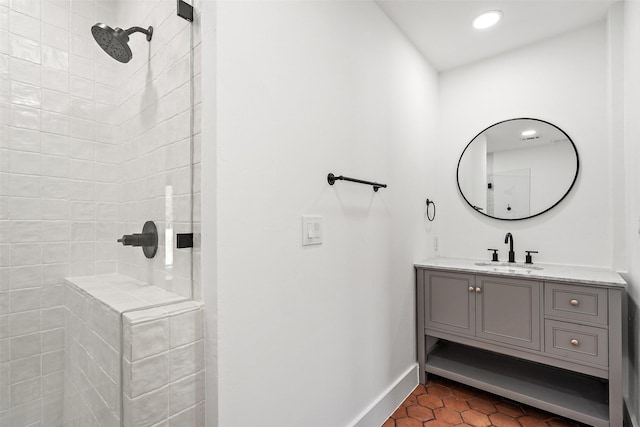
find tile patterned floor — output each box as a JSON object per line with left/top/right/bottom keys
{"left": 382, "top": 375, "right": 589, "bottom": 427}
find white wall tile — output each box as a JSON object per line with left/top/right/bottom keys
{"left": 41, "top": 1, "right": 69, "bottom": 29}
{"left": 10, "top": 354, "right": 41, "bottom": 383}
{"left": 42, "top": 243, "right": 68, "bottom": 264}
{"left": 41, "top": 89, "right": 70, "bottom": 114}
{"left": 130, "top": 386, "right": 168, "bottom": 427}
{"left": 9, "top": 34, "right": 40, "bottom": 63}
{"left": 9, "top": 0, "right": 40, "bottom": 19}
{"left": 130, "top": 319, "right": 169, "bottom": 361}
{"left": 9, "top": 221, "right": 40, "bottom": 242}
{"left": 168, "top": 371, "right": 204, "bottom": 416}
{"left": 10, "top": 332, "right": 41, "bottom": 359}
{"left": 9, "top": 57, "right": 40, "bottom": 85}
{"left": 41, "top": 68, "right": 69, "bottom": 92}
{"left": 41, "top": 45, "right": 69, "bottom": 71}
{"left": 11, "top": 104, "right": 40, "bottom": 130}
{"left": 40, "top": 111, "right": 69, "bottom": 135}
{"left": 9, "top": 310, "right": 40, "bottom": 336}
{"left": 9, "top": 127, "right": 40, "bottom": 152}
{"left": 10, "top": 243, "right": 41, "bottom": 266}
{"left": 10, "top": 288, "right": 40, "bottom": 312}
{"left": 42, "top": 23, "right": 69, "bottom": 51}
{"left": 9, "top": 10, "right": 40, "bottom": 41}
{"left": 9, "top": 174, "right": 40, "bottom": 197}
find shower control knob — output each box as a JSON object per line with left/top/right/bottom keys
{"left": 117, "top": 221, "right": 158, "bottom": 259}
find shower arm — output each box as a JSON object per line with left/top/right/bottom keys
{"left": 125, "top": 26, "right": 153, "bottom": 41}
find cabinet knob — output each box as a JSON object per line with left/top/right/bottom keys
{"left": 475, "top": 287, "right": 482, "bottom": 293}
{"left": 570, "top": 299, "right": 579, "bottom": 306}
{"left": 468, "top": 286, "right": 475, "bottom": 292}
{"left": 570, "top": 339, "right": 579, "bottom": 346}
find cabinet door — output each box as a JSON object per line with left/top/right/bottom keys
{"left": 475, "top": 275, "right": 542, "bottom": 350}
{"left": 424, "top": 271, "right": 475, "bottom": 336}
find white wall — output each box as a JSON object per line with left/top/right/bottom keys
{"left": 203, "top": 1, "right": 438, "bottom": 425}
{"left": 623, "top": 1, "right": 640, "bottom": 424}
{"left": 437, "top": 22, "right": 611, "bottom": 267}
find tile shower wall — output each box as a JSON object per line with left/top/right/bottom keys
{"left": 114, "top": 0, "right": 202, "bottom": 299}
{"left": 62, "top": 276, "right": 203, "bottom": 427}
{"left": 122, "top": 302, "right": 205, "bottom": 427}
{"left": 0, "top": 0, "right": 119, "bottom": 423}
{"left": 1, "top": 0, "right": 201, "bottom": 423}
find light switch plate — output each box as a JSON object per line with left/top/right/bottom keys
{"left": 302, "top": 215, "right": 322, "bottom": 246}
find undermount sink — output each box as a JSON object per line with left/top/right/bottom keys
{"left": 474, "top": 262, "right": 544, "bottom": 272}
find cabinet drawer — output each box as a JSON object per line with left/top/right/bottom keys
{"left": 544, "top": 282, "right": 607, "bottom": 325}
{"left": 545, "top": 320, "right": 608, "bottom": 366}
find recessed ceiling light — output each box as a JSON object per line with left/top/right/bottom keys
{"left": 473, "top": 11, "right": 502, "bottom": 30}
{"left": 521, "top": 129, "right": 537, "bottom": 137}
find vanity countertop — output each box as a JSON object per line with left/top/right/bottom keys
{"left": 415, "top": 257, "right": 626, "bottom": 288}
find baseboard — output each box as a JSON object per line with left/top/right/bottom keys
{"left": 349, "top": 364, "right": 418, "bottom": 427}
{"left": 625, "top": 398, "right": 639, "bottom": 427}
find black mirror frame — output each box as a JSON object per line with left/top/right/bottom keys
{"left": 456, "top": 118, "right": 580, "bottom": 221}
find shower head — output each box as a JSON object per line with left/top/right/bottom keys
{"left": 91, "top": 23, "right": 153, "bottom": 63}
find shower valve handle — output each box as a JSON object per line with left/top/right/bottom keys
{"left": 117, "top": 221, "right": 158, "bottom": 259}
{"left": 118, "top": 233, "right": 155, "bottom": 247}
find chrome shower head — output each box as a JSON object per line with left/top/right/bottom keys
{"left": 91, "top": 23, "right": 153, "bottom": 63}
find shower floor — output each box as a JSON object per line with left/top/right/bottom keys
{"left": 383, "top": 375, "right": 589, "bottom": 427}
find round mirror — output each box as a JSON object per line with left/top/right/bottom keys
{"left": 457, "top": 118, "right": 579, "bottom": 220}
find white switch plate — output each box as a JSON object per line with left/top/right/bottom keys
{"left": 302, "top": 215, "right": 322, "bottom": 246}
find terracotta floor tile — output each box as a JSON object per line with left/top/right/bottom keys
{"left": 402, "top": 395, "right": 418, "bottom": 407}
{"left": 451, "top": 386, "right": 477, "bottom": 400}
{"left": 427, "top": 383, "right": 452, "bottom": 397}
{"left": 460, "top": 409, "right": 491, "bottom": 427}
{"left": 518, "top": 415, "right": 550, "bottom": 427}
{"left": 489, "top": 412, "right": 521, "bottom": 427}
{"left": 467, "top": 398, "right": 497, "bottom": 415}
{"left": 433, "top": 407, "right": 463, "bottom": 424}
{"left": 382, "top": 418, "right": 396, "bottom": 427}
{"left": 395, "top": 417, "right": 423, "bottom": 427}
{"left": 383, "top": 376, "right": 590, "bottom": 427}
{"left": 411, "top": 384, "right": 428, "bottom": 396}
{"left": 442, "top": 396, "right": 469, "bottom": 413}
{"left": 495, "top": 401, "right": 525, "bottom": 418}
{"left": 406, "top": 405, "right": 434, "bottom": 422}
{"left": 423, "top": 421, "right": 455, "bottom": 427}
{"left": 392, "top": 406, "right": 407, "bottom": 419}
{"left": 417, "top": 394, "right": 444, "bottom": 409}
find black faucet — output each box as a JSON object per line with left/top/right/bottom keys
{"left": 504, "top": 232, "right": 515, "bottom": 263}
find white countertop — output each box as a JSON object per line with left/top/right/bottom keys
{"left": 415, "top": 257, "right": 626, "bottom": 288}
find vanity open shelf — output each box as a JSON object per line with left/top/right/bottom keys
{"left": 426, "top": 341, "right": 609, "bottom": 426}
{"left": 415, "top": 258, "right": 626, "bottom": 427}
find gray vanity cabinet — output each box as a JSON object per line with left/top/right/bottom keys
{"left": 424, "top": 271, "right": 541, "bottom": 349}
{"left": 416, "top": 265, "right": 625, "bottom": 427}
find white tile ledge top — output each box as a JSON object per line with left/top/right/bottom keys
{"left": 65, "top": 273, "right": 189, "bottom": 314}
{"left": 415, "top": 257, "right": 626, "bottom": 288}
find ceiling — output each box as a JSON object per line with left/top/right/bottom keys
{"left": 376, "top": 0, "right": 618, "bottom": 71}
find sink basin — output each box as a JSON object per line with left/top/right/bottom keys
{"left": 474, "top": 262, "right": 544, "bottom": 273}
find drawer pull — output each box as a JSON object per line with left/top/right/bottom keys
{"left": 469, "top": 286, "right": 475, "bottom": 292}
{"left": 570, "top": 299, "right": 579, "bottom": 306}
{"left": 475, "top": 287, "right": 482, "bottom": 293}
{"left": 570, "top": 339, "right": 579, "bottom": 346}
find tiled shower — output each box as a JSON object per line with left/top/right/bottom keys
{"left": 0, "top": 0, "right": 203, "bottom": 424}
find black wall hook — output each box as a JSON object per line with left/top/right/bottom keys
{"left": 426, "top": 199, "right": 436, "bottom": 221}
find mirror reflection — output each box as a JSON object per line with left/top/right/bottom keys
{"left": 457, "top": 118, "right": 579, "bottom": 220}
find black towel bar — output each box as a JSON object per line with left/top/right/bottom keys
{"left": 327, "top": 173, "right": 387, "bottom": 192}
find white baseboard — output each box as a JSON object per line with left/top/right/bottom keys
{"left": 625, "top": 398, "right": 639, "bottom": 427}
{"left": 349, "top": 364, "right": 418, "bottom": 427}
